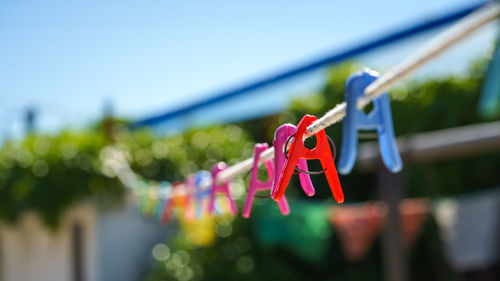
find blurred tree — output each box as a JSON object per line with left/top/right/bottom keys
{"left": 0, "top": 123, "right": 253, "bottom": 227}
{"left": 0, "top": 130, "right": 123, "bottom": 227}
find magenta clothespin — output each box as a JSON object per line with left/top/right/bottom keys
{"left": 243, "top": 143, "right": 290, "bottom": 218}
{"left": 208, "top": 162, "right": 238, "bottom": 215}
{"left": 271, "top": 124, "right": 315, "bottom": 199}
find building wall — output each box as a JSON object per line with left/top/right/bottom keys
{"left": 0, "top": 204, "right": 98, "bottom": 281}
{"left": 0, "top": 198, "right": 172, "bottom": 281}
{"left": 96, "top": 197, "right": 172, "bottom": 281}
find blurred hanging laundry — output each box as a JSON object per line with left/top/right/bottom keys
{"left": 329, "top": 198, "right": 430, "bottom": 262}
{"left": 434, "top": 187, "right": 500, "bottom": 272}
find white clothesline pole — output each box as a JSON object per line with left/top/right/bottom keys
{"left": 216, "top": 2, "right": 500, "bottom": 185}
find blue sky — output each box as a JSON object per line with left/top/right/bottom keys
{"left": 0, "top": 0, "right": 496, "bottom": 137}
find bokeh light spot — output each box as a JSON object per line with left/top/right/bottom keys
{"left": 236, "top": 255, "right": 254, "bottom": 273}
{"left": 32, "top": 160, "right": 49, "bottom": 177}
{"left": 215, "top": 221, "right": 232, "bottom": 238}
{"left": 152, "top": 243, "right": 170, "bottom": 261}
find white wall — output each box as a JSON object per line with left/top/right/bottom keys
{"left": 0, "top": 198, "right": 173, "bottom": 281}
{"left": 0, "top": 204, "right": 98, "bottom": 281}
{"left": 96, "top": 197, "right": 172, "bottom": 281}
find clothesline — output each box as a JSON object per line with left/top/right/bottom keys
{"left": 106, "top": 2, "right": 500, "bottom": 198}
{"left": 216, "top": 2, "right": 500, "bottom": 185}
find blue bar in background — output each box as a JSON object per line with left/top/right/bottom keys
{"left": 131, "top": 0, "right": 490, "bottom": 129}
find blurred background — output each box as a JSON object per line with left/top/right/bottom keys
{"left": 0, "top": 0, "right": 499, "bottom": 281}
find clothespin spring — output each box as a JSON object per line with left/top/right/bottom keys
{"left": 284, "top": 133, "right": 337, "bottom": 176}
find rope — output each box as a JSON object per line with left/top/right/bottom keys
{"left": 217, "top": 2, "right": 500, "bottom": 185}
{"left": 106, "top": 2, "right": 500, "bottom": 194}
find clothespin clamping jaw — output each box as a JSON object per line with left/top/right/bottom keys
{"left": 271, "top": 115, "right": 344, "bottom": 204}
{"left": 338, "top": 69, "right": 402, "bottom": 174}
{"left": 270, "top": 124, "right": 316, "bottom": 200}
{"left": 243, "top": 143, "right": 290, "bottom": 218}
{"left": 208, "top": 162, "right": 238, "bottom": 215}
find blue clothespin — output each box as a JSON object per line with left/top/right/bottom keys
{"left": 338, "top": 69, "right": 402, "bottom": 174}
{"left": 193, "top": 171, "right": 212, "bottom": 218}
{"left": 478, "top": 33, "right": 500, "bottom": 119}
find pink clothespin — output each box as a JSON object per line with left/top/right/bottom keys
{"left": 183, "top": 175, "right": 197, "bottom": 222}
{"left": 243, "top": 143, "right": 290, "bottom": 218}
{"left": 208, "top": 162, "right": 238, "bottom": 215}
{"left": 271, "top": 124, "right": 315, "bottom": 199}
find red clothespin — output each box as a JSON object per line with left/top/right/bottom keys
{"left": 160, "top": 195, "right": 174, "bottom": 225}
{"left": 272, "top": 114, "right": 344, "bottom": 203}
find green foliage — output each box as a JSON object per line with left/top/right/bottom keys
{"left": 123, "top": 125, "right": 254, "bottom": 182}
{"left": 0, "top": 130, "right": 122, "bottom": 227}
{"left": 0, "top": 125, "right": 254, "bottom": 227}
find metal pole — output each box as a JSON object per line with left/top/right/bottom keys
{"left": 25, "top": 107, "right": 36, "bottom": 135}
{"left": 378, "top": 168, "right": 406, "bottom": 281}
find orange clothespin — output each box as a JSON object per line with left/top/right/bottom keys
{"left": 271, "top": 114, "right": 344, "bottom": 203}
{"left": 161, "top": 181, "right": 190, "bottom": 224}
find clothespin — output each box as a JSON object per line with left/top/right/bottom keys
{"left": 184, "top": 174, "right": 196, "bottom": 220}
{"left": 188, "top": 171, "right": 212, "bottom": 219}
{"left": 145, "top": 183, "right": 159, "bottom": 217}
{"left": 160, "top": 181, "right": 189, "bottom": 224}
{"left": 160, "top": 183, "right": 175, "bottom": 224}
{"left": 270, "top": 124, "right": 316, "bottom": 200}
{"left": 272, "top": 115, "right": 344, "bottom": 203}
{"left": 174, "top": 181, "right": 191, "bottom": 220}
{"left": 338, "top": 69, "right": 402, "bottom": 174}
{"left": 153, "top": 181, "right": 171, "bottom": 221}
{"left": 479, "top": 33, "right": 500, "bottom": 119}
{"left": 135, "top": 191, "right": 145, "bottom": 214}
{"left": 137, "top": 181, "right": 154, "bottom": 215}
{"left": 207, "top": 162, "right": 238, "bottom": 215}
{"left": 243, "top": 143, "right": 290, "bottom": 218}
